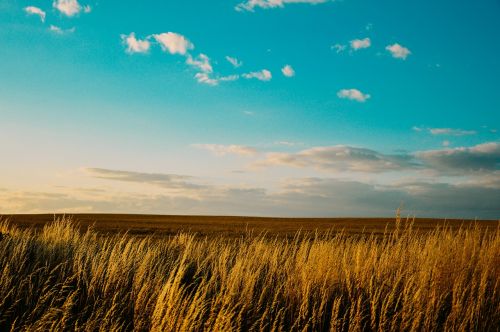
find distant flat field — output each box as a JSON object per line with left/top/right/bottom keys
{"left": 1, "top": 214, "right": 498, "bottom": 237}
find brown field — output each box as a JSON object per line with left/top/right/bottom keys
{"left": 1, "top": 213, "right": 498, "bottom": 237}
{"left": 0, "top": 214, "right": 498, "bottom": 331}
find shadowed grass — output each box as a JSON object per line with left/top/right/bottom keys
{"left": 0, "top": 217, "right": 498, "bottom": 331}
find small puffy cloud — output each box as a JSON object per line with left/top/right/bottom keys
{"left": 281, "top": 64, "right": 295, "bottom": 77}
{"left": 24, "top": 6, "right": 46, "bottom": 22}
{"left": 236, "top": 0, "right": 330, "bottom": 12}
{"left": 416, "top": 142, "right": 500, "bottom": 173}
{"left": 331, "top": 43, "right": 346, "bottom": 53}
{"left": 192, "top": 144, "right": 258, "bottom": 157}
{"left": 243, "top": 69, "right": 272, "bottom": 81}
{"left": 152, "top": 32, "right": 194, "bottom": 55}
{"left": 49, "top": 25, "right": 75, "bottom": 34}
{"left": 120, "top": 33, "right": 151, "bottom": 54}
{"left": 337, "top": 88, "right": 370, "bottom": 102}
{"left": 429, "top": 128, "right": 477, "bottom": 136}
{"left": 226, "top": 56, "right": 243, "bottom": 68}
{"left": 186, "top": 54, "right": 213, "bottom": 74}
{"left": 350, "top": 38, "right": 371, "bottom": 50}
{"left": 53, "top": 0, "right": 83, "bottom": 17}
{"left": 386, "top": 43, "right": 411, "bottom": 60}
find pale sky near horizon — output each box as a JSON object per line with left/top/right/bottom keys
{"left": 0, "top": 0, "right": 499, "bottom": 218}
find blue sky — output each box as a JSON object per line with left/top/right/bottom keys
{"left": 0, "top": 0, "right": 499, "bottom": 218}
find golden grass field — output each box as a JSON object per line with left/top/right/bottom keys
{"left": 0, "top": 214, "right": 498, "bottom": 331}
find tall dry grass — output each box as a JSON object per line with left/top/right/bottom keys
{"left": 0, "top": 217, "right": 498, "bottom": 331}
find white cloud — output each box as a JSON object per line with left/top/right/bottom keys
{"left": 331, "top": 43, "right": 346, "bottom": 54}
{"left": 386, "top": 43, "right": 411, "bottom": 60}
{"left": 274, "top": 141, "right": 303, "bottom": 147}
{"left": 83, "top": 4, "right": 91, "bottom": 13}
{"left": 337, "top": 88, "right": 370, "bottom": 102}
{"left": 429, "top": 128, "right": 477, "bottom": 136}
{"left": 194, "top": 73, "right": 239, "bottom": 86}
{"left": 49, "top": 25, "right": 75, "bottom": 34}
{"left": 24, "top": 6, "right": 46, "bottom": 22}
{"left": 236, "top": 0, "right": 331, "bottom": 12}
{"left": 253, "top": 145, "right": 413, "bottom": 173}
{"left": 2, "top": 175, "right": 499, "bottom": 218}
{"left": 252, "top": 142, "right": 500, "bottom": 176}
{"left": 194, "top": 73, "right": 219, "bottom": 86}
{"left": 281, "top": 64, "right": 295, "bottom": 77}
{"left": 442, "top": 140, "right": 450, "bottom": 147}
{"left": 152, "top": 32, "right": 194, "bottom": 55}
{"left": 243, "top": 69, "right": 272, "bottom": 81}
{"left": 350, "top": 38, "right": 371, "bottom": 50}
{"left": 53, "top": 0, "right": 83, "bottom": 17}
{"left": 219, "top": 74, "right": 239, "bottom": 82}
{"left": 120, "top": 33, "right": 151, "bottom": 54}
{"left": 413, "top": 126, "right": 477, "bottom": 136}
{"left": 416, "top": 142, "right": 500, "bottom": 173}
{"left": 186, "top": 54, "right": 213, "bottom": 74}
{"left": 226, "top": 56, "right": 243, "bottom": 68}
{"left": 192, "top": 144, "right": 258, "bottom": 157}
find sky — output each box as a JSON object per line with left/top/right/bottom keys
{"left": 0, "top": 0, "right": 499, "bottom": 218}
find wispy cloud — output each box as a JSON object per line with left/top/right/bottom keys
{"left": 194, "top": 73, "right": 218, "bottom": 86}
{"left": 194, "top": 73, "right": 239, "bottom": 86}
{"left": 253, "top": 145, "right": 413, "bottom": 172}
{"left": 235, "top": 0, "right": 332, "bottom": 12}
{"left": 152, "top": 32, "right": 194, "bottom": 55}
{"left": 226, "top": 56, "right": 243, "bottom": 68}
{"left": 429, "top": 128, "right": 477, "bottom": 136}
{"left": 331, "top": 43, "right": 346, "bottom": 54}
{"left": 274, "top": 141, "right": 304, "bottom": 147}
{"left": 386, "top": 43, "right": 411, "bottom": 60}
{"left": 24, "top": 6, "right": 46, "bottom": 22}
{"left": 350, "top": 38, "right": 371, "bottom": 51}
{"left": 120, "top": 33, "right": 151, "bottom": 54}
{"left": 84, "top": 168, "right": 203, "bottom": 190}
{"left": 413, "top": 126, "right": 477, "bottom": 136}
{"left": 49, "top": 25, "right": 75, "bottom": 34}
{"left": 243, "top": 69, "right": 272, "bottom": 81}
{"left": 2, "top": 176, "right": 498, "bottom": 218}
{"left": 337, "top": 89, "right": 370, "bottom": 102}
{"left": 192, "top": 144, "right": 258, "bottom": 157}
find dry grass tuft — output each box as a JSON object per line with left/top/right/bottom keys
{"left": 0, "top": 217, "right": 498, "bottom": 331}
